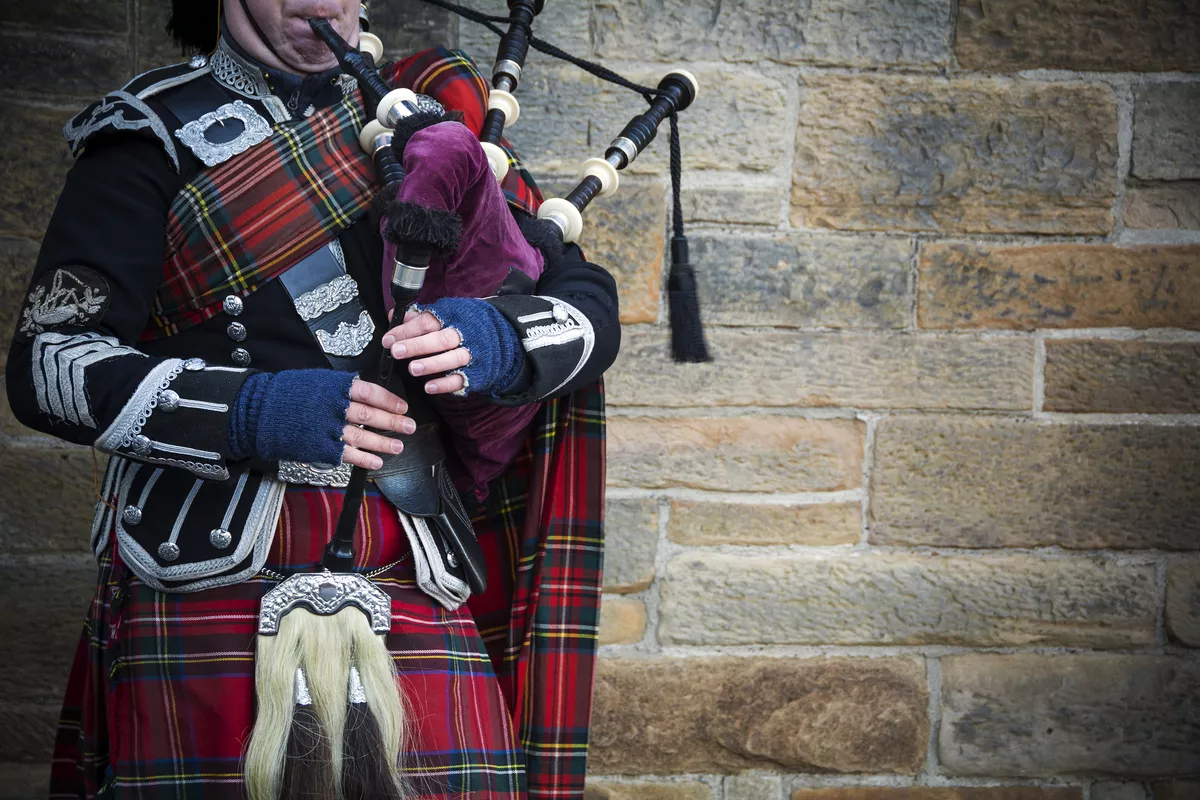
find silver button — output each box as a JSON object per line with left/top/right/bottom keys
{"left": 122, "top": 506, "right": 143, "bottom": 526}
{"left": 209, "top": 528, "right": 233, "bottom": 549}
{"left": 189, "top": 54, "right": 209, "bottom": 69}
{"left": 232, "top": 348, "right": 252, "bottom": 366}
{"left": 184, "top": 357, "right": 206, "bottom": 371}
{"left": 227, "top": 322, "right": 247, "bottom": 342}
{"left": 159, "top": 389, "right": 181, "bottom": 412}
{"left": 446, "top": 551, "right": 459, "bottom": 568}
{"left": 552, "top": 304, "right": 569, "bottom": 322}
{"left": 223, "top": 295, "right": 244, "bottom": 316}
{"left": 131, "top": 435, "right": 153, "bottom": 456}
{"left": 157, "top": 542, "right": 181, "bottom": 562}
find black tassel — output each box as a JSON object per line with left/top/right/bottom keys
{"left": 382, "top": 200, "right": 463, "bottom": 254}
{"left": 281, "top": 704, "right": 337, "bottom": 800}
{"left": 341, "top": 702, "right": 404, "bottom": 800}
{"left": 667, "top": 235, "right": 710, "bottom": 363}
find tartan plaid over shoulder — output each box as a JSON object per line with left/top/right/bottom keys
{"left": 150, "top": 48, "right": 542, "bottom": 339}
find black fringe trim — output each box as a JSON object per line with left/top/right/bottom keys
{"left": 382, "top": 200, "right": 463, "bottom": 253}
{"left": 390, "top": 110, "right": 464, "bottom": 155}
{"left": 514, "top": 212, "right": 566, "bottom": 270}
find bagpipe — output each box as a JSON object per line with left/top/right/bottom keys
{"left": 245, "top": 3, "right": 703, "bottom": 798}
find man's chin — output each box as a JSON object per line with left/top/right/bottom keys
{"left": 286, "top": 41, "right": 340, "bottom": 72}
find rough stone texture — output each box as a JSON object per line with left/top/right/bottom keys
{"left": 0, "top": 380, "right": 56, "bottom": 442}
{"left": 593, "top": 0, "right": 949, "bottom": 68}
{"left": 370, "top": 0, "right": 458, "bottom": 63}
{"left": 0, "top": 31, "right": 129, "bottom": 101}
{"left": 689, "top": 233, "right": 910, "bottom": 328}
{"left": 0, "top": 762, "right": 53, "bottom": 799}
{"left": 660, "top": 552, "right": 1155, "bottom": 648}
{"left": 607, "top": 416, "right": 863, "bottom": 493}
{"left": 1133, "top": 84, "right": 1200, "bottom": 182}
{"left": 0, "top": 237, "right": 38, "bottom": 368}
{"left": 0, "top": 704, "right": 60, "bottom": 762}
{"left": 1165, "top": 559, "right": 1200, "bottom": 647}
{"left": 585, "top": 781, "right": 713, "bottom": 800}
{"left": 1151, "top": 782, "right": 1200, "bottom": 800}
{"left": 955, "top": 0, "right": 1200, "bottom": 72}
{"left": 940, "top": 655, "right": 1200, "bottom": 776}
{"left": 0, "top": 447, "right": 103, "bottom": 554}
{"left": 870, "top": 416, "right": 1200, "bottom": 550}
{"left": 791, "top": 790, "right": 1083, "bottom": 800}
{"left": 1124, "top": 183, "right": 1200, "bottom": 230}
{"left": 726, "top": 774, "right": 781, "bottom": 800}
{"left": 1043, "top": 340, "right": 1200, "bottom": 413}
{"left": 590, "top": 658, "right": 928, "bottom": 775}
{"left": 603, "top": 498, "right": 658, "bottom": 593}
{"left": 542, "top": 179, "right": 664, "bottom": 325}
{"left": 458, "top": 0, "right": 589, "bottom": 72}
{"left": 791, "top": 76, "right": 1117, "bottom": 235}
{"left": 134, "top": 0, "right": 184, "bottom": 72}
{"left": 668, "top": 500, "right": 860, "bottom": 547}
{"left": 0, "top": 102, "right": 77, "bottom": 239}
{"left": 607, "top": 328, "right": 1033, "bottom": 411}
{"left": 682, "top": 184, "right": 784, "bottom": 227}
{"left": 508, "top": 64, "right": 791, "bottom": 176}
{"left": 0, "top": 0, "right": 127, "bottom": 33}
{"left": 1091, "top": 785, "right": 1150, "bottom": 800}
{"left": 919, "top": 244, "right": 1200, "bottom": 330}
{"left": 0, "top": 554, "right": 96, "bottom": 701}
{"left": 598, "top": 596, "right": 647, "bottom": 646}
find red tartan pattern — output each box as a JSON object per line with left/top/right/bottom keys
{"left": 50, "top": 381, "right": 606, "bottom": 798}
{"left": 149, "top": 48, "right": 542, "bottom": 341}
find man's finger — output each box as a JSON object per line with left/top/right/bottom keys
{"left": 381, "top": 311, "right": 441, "bottom": 349}
{"left": 425, "top": 372, "right": 466, "bottom": 395}
{"left": 345, "top": 402, "right": 415, "bottom": 434}
{"left": 409, "top": 347, "right": 470, "bottom": 377}
{"left": 349, "top": 378, "right": 408, "bottom": 413}
{"left": 342, "top": 425, "right": 404, "bottom": 456}
{"left": 388, "top": 327, "right": 462, "bottom": 360}
{"left": 341, "top": 445, "right": 384, "bottom": 471}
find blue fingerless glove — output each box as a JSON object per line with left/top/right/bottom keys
{"left": 228, "top": 369, "right": 356, "bottom": 464}
{"left": 412, "top": 297, "right": 526, "bottom": 396}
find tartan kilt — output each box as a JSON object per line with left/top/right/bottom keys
{"left": 49, "top": 383, "right": 606, "bottom": 799}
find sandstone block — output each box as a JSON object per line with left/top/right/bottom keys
{"left": 660, "top": 552, "right": 1155, "bottom": 648}
{"left": 682, "top": 184, "right": 783, "bottom": 227}
{"left": 368, "top": 0, "right": 458, "bottom": 68}
{"left": 1, "top": 0, "right": 127, "bottom": 33}
{"left": 542, "top": 178, "right": 663, "bottom": 325}
{"left": 1132, "top": 84, "right": 1200, "bottom": 181}
{"left": 791, "top": 76, "right": 1117, "bottom": 234}
{"left": 0, "top": 102, "right": 77, "bottom": 238}
{"left": 598, "top": 596, "right": 647, "bottom": 646}
{"left": 870, "top": 416, "right": 1200, "bottom": 550}
{"left": 603, "top": 498, "right": 658, "bottom": 593}
{"left": 668, "top": 500, "right": 860, "bottom": 547}
{"left": 590, "top": 657, "right": 927, "bottom": 774}
{"left": 607, "top": 328, "right": 1032, "bottom": 411}
{"left": 1091, "top": 785, "right": 1150, "bottom": 800}
{"left": 459, "top": 0, "right": 588, "bottom": 71}
{"left": 1124, "top": 183, "right": 1200, "bottom": 230}
{"left": 0, "top": 554, "right": 95, "bottom": 702}
{"left": 585, "top": 781, "right": 713, "bottom": 800}
{"left": 607, "top": 416, "right": 863, "bottom": 493}
{"left": 1166, "top": 559, "right": 1200, "bottom": 647}
{"left": 955, "top": 0, "right": 1200, "bottom": 72}
{"left": 919, "top": 244, "right": 1200, "bottom": 330}
{"left": 689, "top": 232, "right": 910, "bottom": 329}
{"left": 0, "top": 30, "right": 128, "bottom": 100}
{"left": 134, "top": 0, "right": 184, "bottom": 71}
{"left": 1044, "top": 340, "right": 1200, "bottom": 413}
{"left": 0, "top": 704, "right": 59, "bottom": 762}
{"left": 1152, "top": 782, "right": 1200, "bottom": 800}
{"left": 0, "top": 238, "right": 38, "bottom": 368}
{"left": 508, "top": 65, "right": 791, "bottom": 176}
{"left": 791, "top": 789, "right": 1082, "bottom": 800}
{"left": 0, "top": 762, "right": 53, "bottom": 799}
{"left": 0, "top": 447, "right": 103, "bottom": 553}
{"left": 726, "top": 774, "right": 781, "bottom": 800}
{"left": 593, "top": 0, "right": 949, "bottom": 68}
{"left": 940, "top": 655, "right": 1200, "bottom": 775}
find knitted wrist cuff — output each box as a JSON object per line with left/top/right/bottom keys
{"left": 228, "top": 369, "right": 356, "bottom": 464}
{"left": 412, "top": 297, "right": 525, "bottom": 396}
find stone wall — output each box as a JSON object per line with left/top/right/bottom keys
{"left": 1, "top": 1, "right": 1198, "bottom": 798}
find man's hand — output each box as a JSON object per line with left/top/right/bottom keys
{"left": 381, "top": 310, "right": 469, "bottom": 396}
{"left": 341, "top": 378, "right": 416, "bottom": 469}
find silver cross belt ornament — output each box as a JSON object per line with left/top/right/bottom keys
{"left": 257, "top": 570, "right": 392, "bottom": 635}
{"left": 176, "top": 100, "right": 272, "bottom": 167}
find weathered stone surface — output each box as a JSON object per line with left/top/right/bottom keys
{"left": 1044, "top": 340, "right": 1200, "bottom": 413}
{"left": 689, "top": 233, "right": 910, "bottom": 328}
{"left": 955, "top": 0, "right": 1200, "bottom": 72}
{"left": 1166, "top": 560, "right": 1200, "bottom": 647}
{"left": 0, "top": 30, "right": 128, "bottom": 100}
{"left": 940, "top": 655, "right": 1200, "bottom": 776}
{"left": 591, "top": 658, "right": 928, "bottom": 774}
{"left": 370, "top": 0, "right": 457, "bottom": 61}
{"left": 682, "top": 183, "right": 784, "bottom": 227}
{"left": 598, "top": 596, "right": 647, "bottom": 646}
{"left": 509, "top": 65, "right": 791, "bottom": 176}
{"left": 0, "top": 238, "right": 38, "bottom": 368}
{"left": 919, "top": 244, "right": 1200, "bottom": 330}
{"left": 726, "top": 774, "right": 781, "bottom": 800}
{"left": 542, "top": 179, "right": 663, "bottom": 325}
{"left": 1091, "top": 785, "right": 1150, "bottom": 800}
{"left": 585, "top": 781, "right": 713, "bottom": 800}
{"left": 0, "top": 447, "right": 102, "bottom": 553}
{"left": 0, "top": 762, "right": 53, "bottom": 799}
{"left": 792, "top": 790, "right": 1082, "bottom": 800}
{"left": 0, "top": 555, "right": 96, "bottom": 701}
{"left": 668, "top": 500, "right": 860, "bottom": 547}
{"left": 0, "top": 102, "right": 77, "bottom": 238}
{"left": 791, "top": 76, "right": 1117, "bottom": 234}
{"left": 608, "top": 416, "right": 863, "bottom": 493}
{"left": 0, "top": 381, "right": 56, "bottom": 443}
{"left": 459, "top": 0, "right": 588, "bottom": 71}
{"left": 134, "top": 0, "right": 184, "bottom": 72}
{"left": 0, "top": 0, "right": 127, "bottom": 33}
{"left": 1125, "top": 183, "right": 1200, "bottom": 230}
{"left": 1133, "top": 84, "right": 1200, "bottom": 182}
{"left": 594, "top": 0, "right": 949, "bottom": 68}
{"left": 607, "top": 328, "right": 1033, "bottom": 411}
{"left": 871, "top": 416, "right": 1200, "bottom": 550}
{"left": 660, "top": 552, "right": 1155, "bottom": 648}
{"left": 603, "top": 498, "right": 658, "bottom": 593}
{"left": 1151, "top": 782, "right": 1200, "bottom": 800}
{"left": 0, "top": 704, "right": 59, "bottom": 762}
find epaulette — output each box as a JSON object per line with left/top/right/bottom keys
{"left": 62, "top": 55, "right": 212, "bottom": 173}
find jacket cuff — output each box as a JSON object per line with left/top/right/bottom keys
{"left": 483, "top": 294, "right": 595, "bottom": 405}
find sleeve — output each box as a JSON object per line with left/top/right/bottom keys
{"left": 4, "top": 134, "right": 254, "bottom": 480}
{"left": 483, "top": 237, "right": 622, "bottom": 406}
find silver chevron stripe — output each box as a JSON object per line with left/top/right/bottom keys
{"left": 32, "top": 332, "right": 145, "bottom": 427}
{"left": 293, "top": 274, "right": 360, "bottom": 321}
{"left": 315, "top": 310, "right": 374, "bottom": 357}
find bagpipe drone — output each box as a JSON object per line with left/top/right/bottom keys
{"left": 244, "top": 3, "right": 704, "bottom": 798}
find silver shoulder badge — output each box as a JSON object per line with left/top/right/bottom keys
{"left": 175, "top": 100, "right": 272, "bottom": 167}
